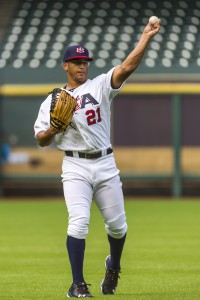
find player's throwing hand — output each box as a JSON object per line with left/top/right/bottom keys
{"left": 144, "top": 16, "right": 161, "bottom": 37}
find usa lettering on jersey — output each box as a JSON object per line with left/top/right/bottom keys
{"left": 75, "top": 93, "right": 99, "bottom": 111}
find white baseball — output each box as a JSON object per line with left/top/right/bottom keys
{"left": 149, "top": 16, "right": 160, "bottom": 24}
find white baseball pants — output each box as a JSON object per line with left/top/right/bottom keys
{"left": 62, "top": 154, "right": 127, "bottom": 239}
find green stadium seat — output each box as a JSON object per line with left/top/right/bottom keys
{"left": 0, "top": 0, "right": 200, "bottom": 81}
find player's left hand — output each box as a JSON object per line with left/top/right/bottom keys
{"left": 49, "top": 88, "right": 77, "bottom": 132}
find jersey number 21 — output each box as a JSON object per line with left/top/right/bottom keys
{"left": 86, "top": 107, "right": 102, "bottom": 126}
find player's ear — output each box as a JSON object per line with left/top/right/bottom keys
{"left": 63, "top": 62, "right": 68, "bottom": 71}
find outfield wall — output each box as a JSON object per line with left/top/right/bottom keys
{"left": 1, "top": 83, "right": 200, "bottom": 197}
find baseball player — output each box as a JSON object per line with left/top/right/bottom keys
{"left": 34, "top": 19, "right": 160, "bottom": 298}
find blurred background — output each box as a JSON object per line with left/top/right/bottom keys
{"left": 1, "top": 0, "right": 200, "bottom": 198}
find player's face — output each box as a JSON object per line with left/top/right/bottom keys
{"left": 64, "top": 59, "right": 89, "bottom": 84}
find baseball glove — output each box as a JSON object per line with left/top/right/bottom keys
{"left": 49, "top": 88, "right": 77, "bottom": 132}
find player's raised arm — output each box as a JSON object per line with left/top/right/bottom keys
{"left": 111, "top": 17, "right": 161, "bottom": 89}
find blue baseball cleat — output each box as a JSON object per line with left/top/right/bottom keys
{"left": 67, "top": 282, "right": 93, "bottom": 298}
{"left": 101, "top": 255, "right": 121, "bottom": 295}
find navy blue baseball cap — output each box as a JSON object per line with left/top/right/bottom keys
{"left": 63, "top": 45, "right": 93, "bottom": 62}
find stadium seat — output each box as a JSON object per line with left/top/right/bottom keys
{"left": 0, "top": 0, "right": 199, "bottom": 79}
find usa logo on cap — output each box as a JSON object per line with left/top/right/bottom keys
{"left": 76, "top": 47, "right": 85, "bottom": 54}
{"left": 63, "top": 44, "right": 94, "bottom": 62}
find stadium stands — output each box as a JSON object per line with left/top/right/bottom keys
{"left": 0, "top": 0, "right": 200, "bottom": 82}
{"left": 1, "top": 0, "right": 200, "bottom": 197}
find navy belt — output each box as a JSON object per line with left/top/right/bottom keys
{"left": 65, "top": 148, "right": 113, "bottom": 159}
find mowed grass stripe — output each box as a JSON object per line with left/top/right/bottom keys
{"left": 0, "top": 199, "right": 200, "bottom": 299}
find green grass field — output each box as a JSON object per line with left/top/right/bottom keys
{"left": 0, "top": 198, "right": 200, "bottom": 300}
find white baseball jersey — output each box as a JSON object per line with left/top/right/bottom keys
{"left": 34, "top": 67, "right": 124, "bottom": 151}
